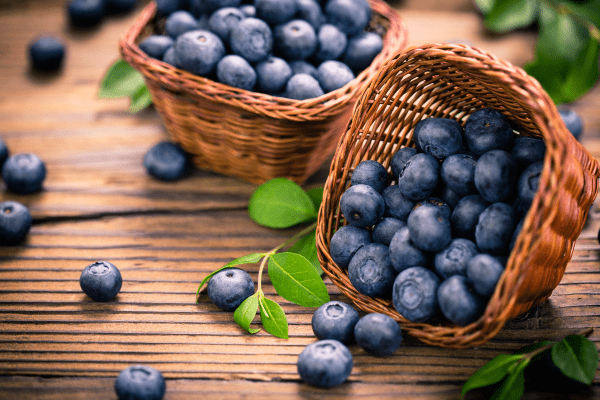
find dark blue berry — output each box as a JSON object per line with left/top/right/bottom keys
{"left": 329, "top": 224, "right": 372, "bottom": 269}
{"left": 192, "top": 0, "right": 241, "bottom": 15}
{"left": 388, "top": 226, "right": 430, "bottom": 273}
{"left": 415, "top": 118, "right": 463, "bottom": 160}
{"left": 230, "top": 17, "right": 273, "bottom": 63}
{"left": 140, "top": 35, "right": 175, "bottom": 60}
{"left": 510, "top": 135, "right": 545, "bottom": 171}
{"left": 348, "top": 243, "right": 397, "bottom": 298}
{"left": 559, "top": 109, "right": 583, "bottom": 140}
{"left": 207, "top": 267, "right": 254, "bottom": 311}
{"left": 296, "top": 0, "right": 326, "bottom": 29}
{"left": 79, "top": 261, "right": 122, "bottom": 302}
{"left": 373, "top": 217, "right": 405, "bottom": 246}
{"left": 255, "top": 0, "right": 298, "bottom": 26}
{"left": 240, "top": 4, "right": 256, "bottom": 17}
{"left": 288, "top": 60, "right": 318, "bottom": 78}
{"left": 284, "top": 73, "right": 324, "bottom": 99}
{"left": 2, "top": 153, "right": 46, "bottom": 194}
{"left": 313, "top": 24, "right": 347, "bottom": 64}
{"left": 274, "top": 19, "right": 317, "bottom": 61}
{"left": 0, "top": 138, "right": 8, "bottom": 168}
{"left": 208, "top": 7, "right": 245, "bottom": 43}
{"left": 412, "top": 197, "right": 451, "bottom": 220}
{"left": 475, "top": 203, "right": 518, "bottom": 255}
{"left": 437, "top": 275, "right": 485, "bottom": 326}
{"left": 166, "top": 10, "right": 199, "bottom": 39}
{"left": 354, "top": 313, "right": 402, "bottom": 357}
{"left": 466, "top": 253, "right": 504, "bottom": 298}
{"left": 464, "top": 108, "right": 514, "bottom": 155}
{"left": 297, "top": 339, "right": 353, "bottom": 388}
{"left": 340, "top": 184, "right": 384, "bottom": 228}
{"left": 382, "top": 185, "right": 415, "bottom": 222}
{"left": 392, "top": 266, "right": 440, "bottom": 323}
{"left": 29, "top": 36, "right": 65, "bottom": 71}
{"left": 115, "top": 365, "right": 166, "bottom": 400}
{"left": 175, "top": 30, "right": 225, "bottom": 76}
{"left": 440, "top": 154, "right": 477, "bottom": 197}
{"left": 316, "top": 60, "right": 355, "bottom": 92}
{"left": 407, "top": 203, "right": 452, "bottom": 253}
{"left": 517, "top": 161, "right": 543, "bottom": 211}
{"left": 325, "top": 0, "right": 371, "bottom": 36}
{"left": 451, "top": 194, "right": 489, "bottom": 240}
{"left": 216, "top": 54, "right": 257, "bottom": 90}
{"left": 390, "top": 147, "right": 417, "bottom": 180}
{"left": 397, "top": 153, "right": 440, "bottom": 201}
{"left": 433, "top": 182, "right": 462, "bottom": 210}
{"left": 311, "top": 301, "right": 360, "bottom": 344}
{"left": 68, "top": 0, "right": 105, "bottom": 27}
{"left": 255, "top": 56, "right": 292, "bottom": 94}
{"left": 162, "top": 46, "right": 177, "bottom": 66}
{"left": 351, "top": 160, "right": 388, "bottom": 193}
{"left": 156, "top": 0, "right": 183, "bottom": 16}
{"left": 342, "top": 31, "right": 382, "bottom": 74}
{"left": 474, "top": 149, "right": 517, "bottom": 203}
{"left": 0, "top": 201, "right": 32, "bottom": 245}
{"left": 434, "top": 238, "right": 479, "bottom": 279}
{"left": 143, "top": 141, "right": 188, "bottom": 181}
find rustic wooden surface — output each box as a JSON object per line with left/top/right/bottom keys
{"left": 1, "top": 0, "right": 600, "bottom": 398}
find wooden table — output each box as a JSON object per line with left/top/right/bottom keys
{"left": 1, "top": 0, "right": 600, "bottom": 398}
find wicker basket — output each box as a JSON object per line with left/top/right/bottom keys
{"left": 118, "top": 1, "right": 408, "bottom": 185}
{"left": 316, "top": 43, "right": 600, "bottom": 348}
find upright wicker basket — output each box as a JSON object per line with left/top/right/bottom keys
{"left": 316, "top": 43, "right": 600, "bottom": 348}
{"left": 118, "top": 1, "right": 408, "bottom": 185}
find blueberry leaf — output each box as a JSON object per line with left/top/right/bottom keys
{"left": 490, "top": 361, "right": 527, "bottom": 400}
{"left": 461, "top": 354, "right": 523, "bottom": 398}
{"left": 248, "top": 178, "right": 318, "bottom": 228}
{"left": 561, "top": 38, "right": 600, "bottom": 102}
{"left": 98, "top": 59, "right": 146, "bottom": 98}
{"left": 307, "top": 187, "right": 324, "bottom": 210}
{"left": 475, "top": 0, "right": 496, "bottom": 15}
{"left": 287, "top": 230, "right": 323, "bottom": 275}
{"left": 482, "top": 0, "right": 538, "bottom": 33}
{"left": 129, "top": 84, "right": 152, "bottom": 113}
{"left": 268, "top": 252, "right": 329, "bottom": 307}
{"left": 552, "top": 334, "right": 599, "bottom": 385}
{"left": 234, "top": 293, "right": 260, "bottom": 334}
{"left": 259, "top": 295, "right": 288, "bottom": 339}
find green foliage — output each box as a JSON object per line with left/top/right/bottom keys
{"left": 98, "top": 59, "right": 152, "bottom": 113}
{"left": 476, "top": 0, "right": 600, "bottom": 104}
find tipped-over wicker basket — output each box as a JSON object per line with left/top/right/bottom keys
{"left": 118, "top": 1, "right": 408, "bottom": 185}
{"left": 316, "top": 43, "right": 600, "bottom": 348}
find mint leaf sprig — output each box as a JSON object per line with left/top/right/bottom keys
{"left": 462, "top": 327, "right": 599, "bottom": 399}
{"left": 196, "top": 178, "right": 329, "bottom": 339}
{"left": 98, "top": 59, "right": 152, "bottom": 113}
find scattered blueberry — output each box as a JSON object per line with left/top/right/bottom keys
{"left": 342, "top": 31, "right": 382, "bottom": 74}
{"left": 392, "top": 266, "right": 440, "bottom": 323}
{"left": 2, "top": 153, "right": 46, "bottom": 194}
{"left": 175, "top": 30, "right": 225, "bottom": 76}
{"left": 397, "top": 152, "right": 439, "bottom": 201}
{"left": 115, "top": 365, "right": 166, "bottom": 400}
{"left": 230, "top": 17, "right": 273, "bottom": 63}
{"left": 329, "top": 224, "right": 372, "bottom": 269}
{"left": 0, "top": 201, "right": 32, "bottom": 245}
{"left": 28, "top": 36, "right": 65, "bottom": 71}
{"left": 351, "top": 159, "right": 388, "bottom": 193}
{"left": 407, "top": 203, "right": 452, "bottom": 253}
{"left": 0, "top": 138, "right": 8, "bottom": 168}
{"left": 166, "top": 10, "right": 200, "bottom": 39}
{"left": 464, "top": 108, "right": 514, "bottom": 155}
{"left": 206, "top": 267, "right": 255, "bottom": 311}
{"left": 297, "top": 339, "right": 353, "bottom": 388}
{"left": 354, "top": 313, "right": 402, "bottom": 357}
{"left": 466, "top": 253, "right": 504, "bottom": 298}
{"left": 559, "top": 109, "right": 583, "bottom": 140}
{"left": 415, "top": 117, "right": 463, "bottom": 160}
{"left": 255, "top": 56, "right": 292, "bottom": 94}
{"left": 388, "top": 225, "right": 430, "bottom": 273}
{"left": 316, "top": 60, "right": 355, "bottom": 92}
{"left": 340, "top": 184, "right": 385, "bottom": 228}
{"left": 437, "top": 275, "right": 485, "bottom": 326}
{"left": 67, "top": 0, "right": 105, "bottom": 27}
{"left": 79, "top": 261, "right": 123, "bottom": 302}
{"left": 139, "top": 35, "right": 175, "bottom": 60}
{"left": 216, "top": 54, "right": 257, "bottom": 90}
{"left": 311, "top": 301, "right": 360, "bottom": 344}
{"left": 143, "top": 141, "right": 188, "bottom": 181}
{"left": 348, "top": 243, "right": 397, "bottom": 298}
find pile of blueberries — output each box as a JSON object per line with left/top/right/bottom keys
{"left": 139, "top": 0, "right": 383, "bottom": 99}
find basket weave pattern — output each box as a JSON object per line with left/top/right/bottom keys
{"left": 119, "top": 1, "right": 408, "bottom": 184}
{"left": 316, "top": 43, "right": 600, "bottom": 348}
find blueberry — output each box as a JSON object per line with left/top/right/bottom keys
{"left": 434, "top": 238, "right": 479, "bottom": 279}
{"left": 67, "top": 0, "right": 105, "bottom": 27}
{"left": 156, "top": 0, "right": 183, "bottom": 16}
{"left": 406, "top": 203, "right": 452, "bottom": 253}
{"left": 342, "top": 31, "right": 382, "bottom": 74}
{"left": 440, "top": 154, "right": 477, "bottom": 197}
{"left": 466, "top": 253, "right": 504, "bottom": 298}
{"left": 397, "top": 152, "right": 440, "bottom": 201}
{"left": 340, "top": 184, "right": 385, "bottom": 228}
{"left": 0, "top": 138, "right": 7, "bottom": 168}
{"left": 175, "top": 30, "right": 225, "bottom": 76}
{"left": 311, "top": 301, "right": 360, "bottom": 344}
{"left": 373, "top": 217, "right": 405, "bottom": 246}
{"left": 240, "top": 4, "right": 256, "bottom": 17}
{"left": 255, "top": 56, "right": 292, "bottom": 94}
{"left": 288, "top": 60, "right": 318, "bottom": 78}
{"left": 208, "top": 7, "right": 245, "bottom": 43}
{"left": 517, "top": 161, "right": 543, "bottom": 211}
{"left": 415, "top": 118, "right": 464, "bottom": 160}
{"left": 255, "top": 0, "right": 298, "bottom": 26}
{"left": 0, "top": 201, "right": 32, "bottom": 245}
{"left": 390, "top": 147, "right": 417, "bottom": 180}
{"left": 382, "top": 185, "right": 416, "bottom": 222}
{"left": 351, "top": 160, "right": 388, "bottom": 193}
{"left": 28, "top": 36, "right": 65, "bottom": 71}
{"left": 325, "top": 0, "right": 371, "bottom": 36}
{"left": 295, "top": 0, "right": 326, "bottom": 29}
{"left": 166, "top": 10, "right": 199, "bottom": 39}
{"left": 329, "top": 224, "right": 372, "bottom": 269}
{"left": 392, "top": 266, "right": 440, "bottom": 323}
{"left": 206, "top": 267, "right": 255, "bottom": 311}
{"left": 437, "top": 275, "right": 485, "bottom": 326}
{"left": 464, "top": 108, "right": 514, "bottom": 155}
{"left": 2, "top": 153, "right": 46, "bottom": 194}
{"left": 510, "top": 135, "right": 546, "bottom": 170}
{"left": 388, "top": 226, "right": 430, "bottom": 273}
{"left": 216, "top": 54, "right": 257, "bottom": 90}
{"left": 162, "top": 46, "right": 177, "bottom": 66}
{"left": 230, "top": 17, "right": 273, "bottom": 63}
{"left": 509, "top": 217, "right": 524, "bottom": 252}
{"left": 451, "top": 194, "right": 489, "bottom": 240}
{"left": 559, "top": 109, "right": 583, "bottom": 140}
{"left": 432, "top": 182, "right": 462, "bottom": 210}
{"left": 313, "top": 24, "right": 347, "bottom": 64}
{"left": 115, "top": 365, "right": 166, "bottom": 400}
{"left": 274, "top": 19, "right": 317, "bottom": 61}
{"left": 474, "top": 149, "right": 517, "bottom": 203}
{"left": 192, "top": 0, "right": 242, "bottom": 16}
{"left": 475, "top": 203, "right": 518, "bottom": 256}
{"left": 143, "top": 141, "right": 188, "bottom": 181}
{"left": 348, "top": 243, "right": 397, "bottom": 298}
{"left": 284, "top": 73, "right": 324, "bottom": 100}
{"left": 412, "top": 197, "right": 451, "bottom": 220}
{"left": 316, "top": 60, "right": 355, "bottom": 93}
{"left": 139, "top": 35, "right": 175, "bottom": 60}
{"left": 297, "top": 339, "right": 353, "bottom": 388}
{"left": 79, "top": 261, "right": 123, "bottom": 302}
{"left": 354, "top": 313, "right": 402, "bottom": 357}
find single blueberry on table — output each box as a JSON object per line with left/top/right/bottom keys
{"left": 348, "top": 243, "right": 397, "bottom": 298}
{"left": 342, "top": 31, "right": 383, "bottom": 74}
{"left": 559, "top": 109, "right": 583, "bottom": 141}
{"left": 79, "top": 261, "right": 123, "bottom": 302}
{"left": 392, "top": 266, "right": 440, "bottom": 323}
{"left": 437, "top": 275, "right": 485, "bottom": 326}
{"left": 397, "top": 152, "right": 440, "bottom": 201}
{"left": 207, "top": 267, "right": 254, "bottom": 311}
{"left": 440, "top": 153, "right": 478, "bottom": 197}
{"left": 517, "top": 161, "right": 543, "bottom": 211}
{"left": 175, "top": 30, "right": 225, "bottom": 76}
{"left": 475, "top": 202, "right": 518, "bottom": 256}
{"left": 255, "top": 56, "right": 292, "bottom": 94}
{"left": 208, "top": 7, "right": 245, "bottom": 44}
{"left": 284, "top": 73, "right": 324, "bottom": 100}
{"left": 313, "top": 24, "right": 347, "bottom": 64}
{"left": 28, "top": 36, "right": 65, "bottom": 71}
{"left": 311, "top": 300, "right": 360, "bottom": 344}
{"left": 316, "top": 60, "right": 355, "bottom": 93}
{"left": 216, "top": 54, "right": 257, "bottom": 91}
{"left": 510, "top": 135, "right": 546, "bottom": 171}
{"left": 139, "top": 35, "right": 175, "bottom": 60}
{"left": 288, "top": 60, "right": 318, "bottom": 78}
{"left": 473, "top": 149, "right": 517, "bottom": 203}
{"left": 325, "top": 0, "right": 371, "bottom": 36}
{"left": 415, "top": 117, "right": 464, "bottom": 160}
{"left": 372, "top": 217, "right": 405, "bottom": 246}
{"left": 464, "top": 108, "right": 514, "bottom": 155}
{"left": 67, "top": 0, "right": 105, "bottom": 27}
{"left": 354, "top": 313, "right": 402, "bottom": 357}
{"left": 295, "top": 0, "right": 326, "bottom": 29}
{"left": 230, "top": 17, "right": 273, "bottom": 63}
{"left": 351, "top": 159, "right": 388, "bottom": 193}
{"left": 382, "top": 185, "right": 416, "bottom": 222}
{"left": 467, "top": 253, "right": 504, "bottom": 298}
{"left": 2, "top": 153, "right": 46, "bottom": 194}
{"left": 340, "top": 183, "right": 385, "bottom": 228}
{"left": 143, "top": 141, "right": 188, "bottom": 181}
{"left": 329, "top": 224, "right": 372, "bottom": 269}
{"left": 297, "top": 339, "right": 353, "bottom": 388}
{"left": 388, "top": 226, "right": 430, "bottom": 273}
{"left": 165, "top": 10, "right": 199, "bottom": 39}
{"left": 255, "top": 0, "right": 298, "bottom": 26}
{"left": 274, "top": 19, "right": 318, "bottom": 61}
{"left": 407, "top": 203, "right": 452, "bottom": 253}
{"left": 0, "top": 201, "right": 32, "bottom": 245}
{"left": 390, "top": 147, "right": 417, "bottom": 180}
{"left": 115, "top": 365, "right": 166, "bottom": 400}
{"left": 434, "top": 238, "right": 479, "bottom": 279}
{"left": 451, "top": 194, "right": 489, "bottom": 240}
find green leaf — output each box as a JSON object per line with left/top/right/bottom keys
{"left": 561, "top": 38, "right": 600, "bottom": 102}
{"left": 483, "top": 0, "right": 538, "bottom": 33}
{"left": 248, "top": 178, "right": 318, "bottom": 228}
{"left": 129, "top": 84, "right": 152, "bottom": 113}
{"left": 259, "top": 295, "right": 288, "bottom": 339}
{"left": 552, "top": 334, "right": 599, "bottom": 385}
{"left": 475, "top": 0, "right": 496, "bottom": 15}
{"left": 196, "top": 253, "right": 265, "bottom": 302}
{"left": 98, "top": 59, "right": 145, "bottom": 98}
{"left": 307, "top": 187, "right": 324, "bottom": 210}
{"left": 287, "top": 230, "right": 323, "bottom": 275}
{"left": 268, "top": 252, "right": 329, "bottom": 307}
{"left": 491, "top": 361, "right": 527, "bottom": 400}
{"left": 461, "top": 354, "right": 523, "bottom": 398}
{"left": 234, "top": 293, "right": 260, "bottom": 334}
